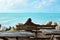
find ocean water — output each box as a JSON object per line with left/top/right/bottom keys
{"left": 0, "top": 13, "right": 60, "bottom": 27}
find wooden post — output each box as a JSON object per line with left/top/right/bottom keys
{"left": 50, "top": 34, "right": 54, "bottom": 40}
{"left": 16, "top": 37, "right": 19, "bottom": 40}
{"left": 35, "top": 26, "right": 38, "bottom": 39}
{"left": 2, "top": 37, "right": 8, "bottom": 40}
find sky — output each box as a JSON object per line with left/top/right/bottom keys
{"left": 0, "top": 0, "right": 60, "bottom": 27}
{"left": 0, "top": 0, "right": 60, "bottom": 13}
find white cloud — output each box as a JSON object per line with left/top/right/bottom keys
{"left": 0, "top": 0, "right": 55, "bottom": 12}
{"left": 32, "top": 0, "right": 55, "bottom": 8}
{"left": 0, "top": 0, "right": 27, "bottom": 10}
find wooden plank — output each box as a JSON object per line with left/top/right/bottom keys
{"left": 40, "top": 27, "right": 55, "bottom": 29}
{"left": 19, "top": 27, "right": 55, "bottom": 30}
{"left": 29, "top": 37, "right": 51, "bottom": 40}
{"left": 38, "top": 25, "right": 56, "bottom": 27}
{"left": 19, "top": 27, "right": 40, "bottom": 30}
{"left": 17, "top": 25, "right": 56, "bottom": 30}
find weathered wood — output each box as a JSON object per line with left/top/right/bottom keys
{"left": 29, "top": 37, "right": 51, "bottom": 40}
{"left": 39, "top": 25, "right": 56, "bottom": 27}
{"left": 16, "top": 18, "right": 57, "bottom": 30}
{"left": 0, "top": 37, "right": 8, "bottom": 40}
{"left": 39, "top": 27, "right": 55, "bottom": 29}
{"left": 50, "top": 35, "right": 54, "bottom": 40}
{"left": 17, "top": 26, "right": 55, "bottom": 30}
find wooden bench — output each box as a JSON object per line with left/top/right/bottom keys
{"left": 0, "top": 25, "right": 57, "bottom": 40}
{"left": 0, "top": 32, "right": 34, "bottom": 40}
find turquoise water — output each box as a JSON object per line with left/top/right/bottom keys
{"left": 0, "top": 13, "right": 60, "bottom": 27}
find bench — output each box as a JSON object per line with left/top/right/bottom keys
{"left": 0, "top": 25, "right": 57, "bottom": 40}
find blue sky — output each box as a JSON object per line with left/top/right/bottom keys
{"left": 0, "top": 13, "right": 60, "bottom": 27}
{"left": 0, "top": 0, "right": 60, "bottom": 13}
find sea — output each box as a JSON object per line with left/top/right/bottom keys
{"left": 0, "top": 13, "right": 60, "bottom": 28}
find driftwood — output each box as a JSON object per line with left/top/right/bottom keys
{"left": 0, "top": 18, "right": 58, "bottom": 40}
{"left": 16, "top": 18, "right": 57, "bottom": 30}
